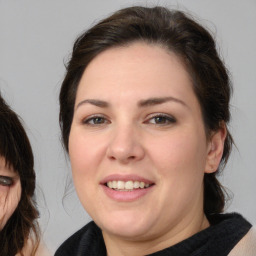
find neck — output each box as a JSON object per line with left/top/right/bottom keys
{"left": 103, "top": 213, "right": 210, "bottom": 256}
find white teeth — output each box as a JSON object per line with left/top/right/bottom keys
{"left": 125, "top": 181, "right": 133, "bottom": 190}
{"left": 107, "top": 181, "right": 113, "bottom": 189}
{"left": 134, "top": 181, "right": 140, "bottom": 189}
{"left": 112, "top": 181, "right": 117, "bottom": 189}
{"left": 106, "top": 180, "right": 151, "bottom": 190}
{"left": 117, "top": 181, "right": 125, "bottom": 189}
{"left": 139, "top": 182, "right": 145, "bottom": 188}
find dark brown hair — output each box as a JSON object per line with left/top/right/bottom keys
{"left": 59, "top": 6, "right": 233, "bottom": 216}
{"left": 0, "top": 93, "right": 40, "bottom": 256}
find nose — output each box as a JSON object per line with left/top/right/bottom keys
{"left": 106, "top": 124, "right": 145, "bottom": 164}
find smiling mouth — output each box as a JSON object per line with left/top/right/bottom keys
{"left": 105, "top": 180, "right": 154, "bottom": 191}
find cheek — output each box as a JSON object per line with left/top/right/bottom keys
{"left": 154, "top": 132, "right": 206, "bottom": 165}
{"left": 0, "top": 181, "right": 21, "bottom": 230}
{"left": 68, "top": 128, "right": 106, "bottom": 184}
{"left": 68, "top": 129, "right": 107, "bottom": 217}
{"left": 150, "top": 131, "right": 207, "bottom": 189}
{"left": 149, "top": 133, "right": 207, "bottom": 218}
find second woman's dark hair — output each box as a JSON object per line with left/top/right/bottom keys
{"left": 59, "top": 6, "right": 233, "bottom": 216}
{"left": 0, "top": 93, "right": 40, "bottom": 256}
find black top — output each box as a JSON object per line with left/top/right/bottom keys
{"left": 55, "top": 213, "right": 251, "bottom": 256}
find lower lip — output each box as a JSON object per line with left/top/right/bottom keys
{"left": 101, "top": 185, "right": 154, "bottom": 202}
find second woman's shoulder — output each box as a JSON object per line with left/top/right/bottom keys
{"left": 54, "top": 221, "right": 105, "bottom": 256}
{"left": 15, "top": 238, "right": 51, "bottom": 256}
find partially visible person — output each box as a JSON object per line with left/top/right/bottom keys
{"left": 0, "top": 92, "right": 48, "bottom": 256}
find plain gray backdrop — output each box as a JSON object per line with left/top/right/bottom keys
{"left": 0, "top": 0, "right": 255, "bottom": 253}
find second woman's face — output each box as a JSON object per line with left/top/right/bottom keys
{"left": 69, "top": 42, "right": 213, "bottom": 240}
{"left": 0, "top": 156, "right": 21, "bottom": 230}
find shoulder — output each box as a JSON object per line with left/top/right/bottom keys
{"left": 197, "top": 212, "right": 252, "bottom": 255}
{"left": 228, "top": 227, "right": 256, "bottom": 256}
{"left": 16, "top": 238, "right": 51, "bottom": 256}
{"left": 54, "top": 221, "right": 105, "bottom": 256}
{"left": 36, "top": 241, "right": 51, "bottom": 256}
{"left": 208, "top": 213, "right": 253, "bottom": 256}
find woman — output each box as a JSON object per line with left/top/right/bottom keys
{"left": 0, "top": 93, "right": 41, "bottom": 256}
{"left": 55, "top": 6, "right": 255, "bottom": 256}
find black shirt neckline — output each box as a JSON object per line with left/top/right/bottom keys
{"left": 55, "top": 213, "right": 252, "bottom": 256}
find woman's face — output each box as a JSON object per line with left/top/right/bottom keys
{"left": 69, "top": 42, "right": 217, "bottom": 241}
{"left": 0, "top": 156, "right": 21, "bottom": 230}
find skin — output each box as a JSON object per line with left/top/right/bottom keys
{"left": 69, "top": 42, "right": 226, "bottom": 256}
{"left": 18, "top": 239, "right": 51, "bottom": 256}
{"left": 0, "top": 156, "right": 21, "bottom": 231}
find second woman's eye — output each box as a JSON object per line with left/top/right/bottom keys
{"left": 83, "top": 115, "right": 109, "bottom": 126}
{"left": 0, "top": 175, "right": 14, "bottom": 186}
{"left": 146, "top": 114, "right": 176, "bottom": 125}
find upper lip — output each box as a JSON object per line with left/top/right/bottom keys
{"left": 100, "top": 174, "right": 154, "bottom": 185}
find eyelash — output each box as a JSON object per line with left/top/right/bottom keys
{"left": 0, "top": 175, "right": 14, "bottom": 186}
{"left": 145, "top": 113, "right": 176, "bottom": 126}
{"left": 82, "top": 114, "right": 110, "bottom": 126}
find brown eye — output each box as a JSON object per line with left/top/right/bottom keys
{"left": 147, "top": 114, "right": 176, "bottom": 125}
{"left": 83, "top": 115, "right": 110, "bottom": 126}
{"left": 0, "top": 175, "right": 14, "bottom": 186}
{"left": 88, "top": 117, "right": 106, "bottom": 124}
{"left": 154, "top": 116, "right": 169, "bottom": 124}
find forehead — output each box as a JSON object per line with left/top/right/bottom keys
{"left": 76, "top": 42, "right": 195, "bottom": 102}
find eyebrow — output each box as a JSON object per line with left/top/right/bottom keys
{"left": 76, "top": 99, "right": 109, "bottom": 109}
{"left": 76, "top": 96, "right": 187, "bottom": 110}
{"left": 138, "top": 97, "right": 187, "bottom": 108}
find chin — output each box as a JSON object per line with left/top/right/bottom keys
{"left": 95, "top": 211, "right": 155, "bottom": 239}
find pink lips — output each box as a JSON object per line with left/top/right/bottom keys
{"left": 100, "top": 174, "right": 155, "bottom": 202}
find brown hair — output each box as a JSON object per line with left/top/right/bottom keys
{"left": 59, "top": 6, "right": 233, "bottom": 216}
{"left": 0, "top": 93, "right": 40, "bottom": 256}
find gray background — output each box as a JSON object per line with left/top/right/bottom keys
{"left": 0, "top": 0, "right": 255, "bottom": 253}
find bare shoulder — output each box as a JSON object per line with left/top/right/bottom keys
{"left": 16, "top": 238, "right": 52, "bottom": 256}
{"left": 228, "top": 227, "right": 256, "bottom": 256}
{"left": 36, "top": 241, "right": 52, "bottom": 256}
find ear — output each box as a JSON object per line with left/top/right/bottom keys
{"left": 205, "top": 123, "right": 227, "bottom": 173}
